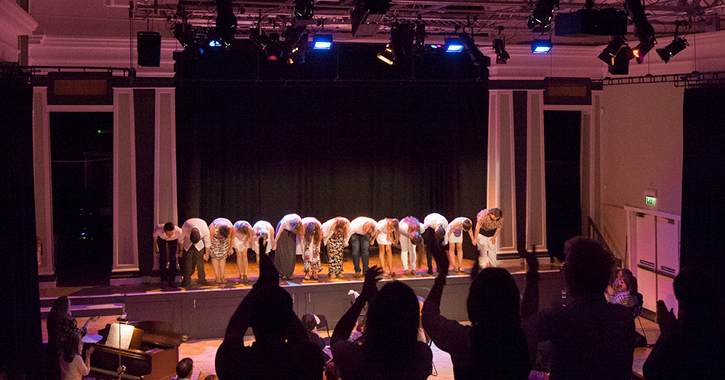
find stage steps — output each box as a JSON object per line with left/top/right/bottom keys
{"left": 39, "top": 294, "right": 125, "bottom": 319}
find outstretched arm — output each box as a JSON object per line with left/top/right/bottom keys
{"left": 330, "top": 266, "right": 382, "bottom": 347}
{"left": 520, "top": 248, "right": 540, "bottom": 322}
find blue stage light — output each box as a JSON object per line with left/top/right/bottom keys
{"left": 208, "top": 40, "right": 222, "bottom": 47}
{"left": 531, "top": 39, "right": 552, "bottom": 53}
{"left": 313, "top": 35, "right": 332, "bottom": 50}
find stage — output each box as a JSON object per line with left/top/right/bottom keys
{"left": 40, "top": 255, "right": 566, "bottom": 340}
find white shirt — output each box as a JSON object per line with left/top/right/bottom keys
{"left": 399, "top": 218, "right": 423, "bottom": 237}
{"left": 153, "top": 224, "right": 183, "bottom": 241}
{"left": 59, "top": 355, "right": 90, "bottom": 380}
{"left": 180, "top": 218, "right": 210, "bottom": 251}
{"left": 276, "top": 213, "right": 302, "bottom": 234}
{"left": 349, "top": 216, "right": 376, "bottom": 236}
{"left": 322, "top": 217, "right": 350, "bottom": 245}
{"left": 423, "top": 213, "right": 449, "bottom": 231}
{"left": 297, "top": 217, "right": 322, "bottom": 255}
{"left": 252, "top": 220, "right": 275, "bottom": 254}
{"left": 233, "top": 220, "right": 253, "bottom": 252}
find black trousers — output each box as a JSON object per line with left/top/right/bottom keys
{"left": 182, "top": 245, "right": 206, "bottom": 285}
{"left": 157, "top": 238, "right": 178, "bottom": 284}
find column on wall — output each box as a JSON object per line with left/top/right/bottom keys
{"left": 113, "top": 88, "right": 139, "bottom": 272}
{"left": 32, "top": 87, "right": 54, "bottom": 276}
{"left": 527, "top": 91, "right": 548, "bottom": 252}
{"left": 488, "top": 90, "right": 516, "bottom": 255}
{"left": 582, "top": 92, "right": 602, "bottom": 229}
{"left": 153, "top": 88, "right": 177, "bottom": 271}
{"left": 488, "top": 89, "right": 549, "bottom": 260}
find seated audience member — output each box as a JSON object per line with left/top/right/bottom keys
{"left": 59, "top": 330, "right": 94, "bottom": 380}
{"left": 302, "top": 313, "right": 331, "bottom": 362}
{"left": 46, "top": 296, "right": 99, "bottom": 380}
{"left": 643, "top": 267, "right": 725, "bottom": 380}
{"left": 175, "top": 358, "right": 194, "bottom": 380}
{"left": 531, "top": 236, "right": 635, "bottom": 380}
{"left": 330, "top": 267, "right": 432, "bottom": 380}
{"left": 612, "top": 268, "right": 638, "bottom": 308}
{"left": 422, "top": 240, "right": 538, "bottom": 379}
{"left": 215, "top": 250, "right": 324, "bottom": 380}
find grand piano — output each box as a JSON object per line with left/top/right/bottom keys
{"left": 89, "top": 321, "right": 190, "bottom": 380}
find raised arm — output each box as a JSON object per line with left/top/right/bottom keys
{"left": 330, "top": 266, "right": 382, "bottom": 347}
{"left": 520, "top": 247, "right": 540, "bottom": 322}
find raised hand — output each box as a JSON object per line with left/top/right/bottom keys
{"left": 430, "top": 243, "right": 449, "bottom": 277}
{"left": 656, "top": 300, "right": 677, "bottom": 337}
{"left": 255, "top": 251, "right": 279, "bottom": 287}
{"left": 360, "top": 266, "right": 383, "bottom": 301}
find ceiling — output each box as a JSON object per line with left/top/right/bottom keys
{"left": 130, "top": 0, "right": 725, "bottom": 45}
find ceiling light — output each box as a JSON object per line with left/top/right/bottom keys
{"left": 626, "top": 0, "right": 656, "bottom": 64}
{"left": 656, "top": 37, "right": 688, "bottom": 63}
{"left": 531, "top": 39, "right": 553, "bottom": 53}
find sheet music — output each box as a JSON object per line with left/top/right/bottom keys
{"left": 105, "top": 323, "right": 135, "bottom": 349}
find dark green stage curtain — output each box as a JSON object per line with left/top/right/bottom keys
{"left": 0, "top": 73, "right": 42, "bottom": 379}
{"left": 681, "top": 86, "right": 725, "bottom": 295}
{"left": 176, "top": 82, "right": 488, "bottom": 225}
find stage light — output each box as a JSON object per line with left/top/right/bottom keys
{"left": 459, "top": 32, "right": 490, "bottom": 66}
{"left": 173, "top": 23, "right": 196, "bottom": 48}
{"left": 294, "top": 0, "right": 315, "bottom": 20}
{"left": 377, "top": 44, "right": 394, "bottom": 65}
{"left": 598, "top": 35, "right": 625, "bottom": 64}
{"left": 528, "top": 0, "right": 559, "bottom": 32}
{"left": 608, "top": 47, "right": 630, "bottom": 75}
{"left": 493, "top": 39, "right": 509, "bottom": 64}
{"left": 282, "top": 25, "right": 309, "bottom": 64}
{"left": 626, "top": 0, "right": 656, "bottom": 63}
{"left": 445, "top": 38, "right": 464, "bottom": 52}
{"left": 531, "top": 39, "right": 552, "bottom": 53}
{"left": 656, "top": 36, "right": 688, "bottom": 63}
{"left": 312, "top": 34, "right": 332, "bottom": 50}
{"left": 249, "top": 27, "right": 283, "bottom": 60}
{"left": 208, "top": 40, "right": 222, "bottom": 47}
{"left": 413, "top": 22, "right": 426, "bottom": 57}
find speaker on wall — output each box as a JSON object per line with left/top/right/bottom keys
{"left": 137, "top": 31, "right": 161, "bottom": 67}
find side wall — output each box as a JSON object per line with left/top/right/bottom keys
{"left": 599, "top": 83, "right": 684, "bottom": 263}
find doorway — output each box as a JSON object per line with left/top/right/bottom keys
{"left": 544, "top": 110, "right": 582, "bottom": 262}
{"left": 51, "top": 112, "right": 113, "bottom": 286}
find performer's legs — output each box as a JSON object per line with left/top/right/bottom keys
{"left": 350, "top": 234, "right": 362, "bottom": 274}
{"left": 157, "top": 239, "right": 168, "bottom": 284}
{"left": 195, "top": 248, "right": 208, "bottom": 284}
{"left": 409, "top": 245, "right": 418, "bottom": 274}
{"left": 236, "top": 248, "right": 248, "bottom": 282}
{"left": 360, "top": 234, "right": 370, "bottom": 273}
{"left": 426, "top": 246, "right": 434, "bottom": 274}
{"left": 181, "top": 249, "right": 194, "bottom": 287}
{"left": 167, "top": 240, "right": 178, "bottom": 285}
{"left": 400, "top": 234, "right": 410, "bottom": 272}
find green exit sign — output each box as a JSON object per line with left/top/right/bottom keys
{"left": 646, "top": 196, "right": 657, "bottom": 205}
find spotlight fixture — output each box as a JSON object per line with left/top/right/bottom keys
{"left": 281, "top": 25, "right": 309, "bottom": 64}
{"left": 493, "top": 38, "right": 509, "bottom": 64}
{"left": 531, "top": 38, "right": 553, "bottom": 53}
{"left": 608, "top": 48, "right": 630, "bottom": 75}
{"left": 598, "top": 35, "right": 625, "bottom": 64}
{"left": 459, "top": 32, "right": 490, "bottom": 66}
{"left": 656, "top": 36, "right": 688, "bottom": 63}
{"left": 377, "top": 43, "right": 394, "bottom": 65}
{"left": 528, "top": 0, "right": 560, "bottom": 32}
{"left": 445, "top": 37, "right": 464, "bottom": 52}
{"left": 413, "top": 22, "right": 426, "bottom": 57}
{"left": 294, "top": 0, "right": 315, "bottom": 20}
{"left": 626, "top": 0, "right": 656, "bottom": 64}
{"left": 312, "top": 34, "right": 332, "bottom": 50}
{"left": 215, "top": 0, "right": 237, "bottom": 43}
{"left": 249, "top": 27, "right": 283, "bottom": 60}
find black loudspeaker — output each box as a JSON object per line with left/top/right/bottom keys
{"left": 137, "top": 31, "right": 161, "bottom": 67}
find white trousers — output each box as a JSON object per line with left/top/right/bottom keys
{"left": 399, "top": 234, "right": 417, "bottom": 270}
{"left": 477, "top": 235, "right": 498, "bottom": 267}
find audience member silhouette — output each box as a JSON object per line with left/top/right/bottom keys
{"left": 215, "top": 250, "right": 324, "bottom": 380}
{"left": 422, "top": 241, "right": 538, "bottom": 379}
{"left": 642, "top": 267, "right": 725, "bottom": 379}
{"left": 612, "top": 268, "right": 638, "bottom": 308}
{"left": 175, "top": 358, "right": 194, "bottom": 380}
{"left": 531, "top": 236, "right": 636, "bottom": 380}
{"left": 302, "top": 313, "right": 331, "bottom": 363}
{"left": 330, "top": 267, "right": 432, "bottom": 380}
